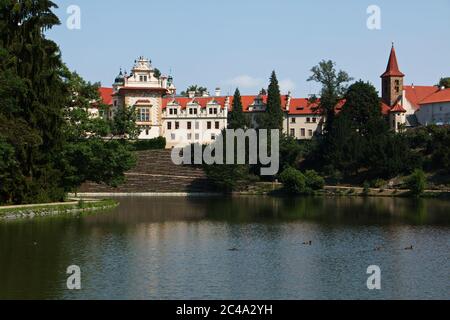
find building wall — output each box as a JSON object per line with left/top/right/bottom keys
{"left": 162, "top": 102, "right": 228, "bottom": 148}
{"left": 415, "top": 102, "right": 450, "bottom": 125}
{"left": 283, "top": 114, "right": 323, "bottom": 140}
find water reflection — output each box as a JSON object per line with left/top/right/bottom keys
{"left": 0, "top": 196, "right": 449, "bottom": 300}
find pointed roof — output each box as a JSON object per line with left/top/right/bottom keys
{"left": 381, "top": 44, "right": 405, "bottom": 78}
{"left": 390, "top": 103, "right": 407, "bottom": 113}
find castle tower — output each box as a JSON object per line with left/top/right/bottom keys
{"left": 381, "top": 44, "right": 405, "bottom": 107}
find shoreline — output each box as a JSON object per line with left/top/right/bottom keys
{"left": 0, "top": 199, "right": 118, "bottom": 221}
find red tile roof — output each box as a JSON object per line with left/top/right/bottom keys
{"left": 288, "top": 98, "right": 320, "bottom": 115}
{"left": 403, "top": 85, "right": 444, "bottom": 111}
{"left": 419, "top": 88, "right": 450, "bottom": 105}
{"left": 99, "top": 87, "right": 113, "bottom": 105}
{"left": 163, "top": 96, "right": 228, "bottom": 109}
{"left": 381, "top": 45, "right": 405, "bottom": 78}
{"left": 390, "top": 103, "right": 407, "bottom": 113}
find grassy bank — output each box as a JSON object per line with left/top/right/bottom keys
{"left": 236, "top": 182, "right": 450, "bottom": 198}
{"left": 0, "top": 199, "right": 118, "bottom": 221}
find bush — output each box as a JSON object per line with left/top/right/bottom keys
{"left": 132, "top": 137, "right": 166, "bottom": 151}
{"left": 279, "top": 167, "right": 306, "bottom": 194}
{"left": 304, "top": 170, "right": 325, "bottom": 190}
{"left": 405, "top": 169, "right": 427, "bottom": 196}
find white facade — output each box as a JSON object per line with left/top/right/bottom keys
{"left": 110, "top": 57, "right": 176, "bottom": 140}
{"left": 415, "top": 101, "right": 450, "bottom": 125}
{"left": 162, "top": 98, "right": 228, "bottom": 148}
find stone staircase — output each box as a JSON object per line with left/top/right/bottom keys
{"left": 79, "top": 150, "right": 215, "bottom": 193}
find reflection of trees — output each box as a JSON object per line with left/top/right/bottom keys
{"left": 199, "top": 196, "right": 450, "bottom": 226}
{"left": 0, "top": 219, "right": 75, "bottom": 299}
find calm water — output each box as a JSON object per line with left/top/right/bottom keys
{"left": 0, "top": 196, "right": 449, "bottom": 300}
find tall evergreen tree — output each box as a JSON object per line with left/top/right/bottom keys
{"left": 259, "top": 71, "right": 284, "bottom": 130}
{"left": 229, "top": 88, "right": 249, "bottom": 129}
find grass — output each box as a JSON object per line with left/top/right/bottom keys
{"left": 0, "top": 199, "right": 118, "bottom": 219}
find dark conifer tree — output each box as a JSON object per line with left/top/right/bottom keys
{"left": 229, "top": 88, "right": 249, "bottom": 129}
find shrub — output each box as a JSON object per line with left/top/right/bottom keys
{"left": 371, "top": 178, "right": 386, "bottom": 189}
{"left": 304, "top": 170, "right": 325, "bottom": 190}
{"left": 132, "top": 137, "right": 166, "bottom": 151}
{"left": 362, "top": 181, "right": 370, "bottom": 196}
{"left": 279, "top": 167, "right": 306, "bottom": 194}
{"left": 405, "top": 169, "right": 427, "bottom": 196}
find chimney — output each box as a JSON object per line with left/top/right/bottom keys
{"left": 202, "top": 90, "right": 210, "bottom": 97}
{"left": 215, "top": 87, "right": 221, "bottom": 97}
{"left": 188, "top": 91, "right": 196, "bottom": 98}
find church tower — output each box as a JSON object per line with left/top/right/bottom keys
{"left": 381, "top": 44, "right": 404, "bottom": 107}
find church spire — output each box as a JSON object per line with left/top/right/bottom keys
{"left": 381, "top": 43, "right": 405, "bottom": 78}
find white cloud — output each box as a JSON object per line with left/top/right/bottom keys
{"left": 224, "top": 75, "right": 264, "bottom": 89}
{"left": 279, "top": 79, "right": 295, "bottom": 93}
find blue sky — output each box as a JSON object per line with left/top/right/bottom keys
{"left": 47, "top": 0, "right": 450, "bottom": 96}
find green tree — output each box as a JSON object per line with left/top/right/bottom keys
{"left": 405, "top": 169, "right": 426, "bottom": 196}
{"left": 307, "top": 60, "right": 352, "bottom": 134}
{"left": 438, "top": 77, "right": 450, "bottom": 89}
{"left": 229, "top": 88, "right": 250, "bottom": 129}
{"left": 180, "top": 85, "right": 208, "bottom": 97}
{"left": 279, "top": 167, "right": 306, "bottom": 194}
{"left": 259, "top": 71, "right": 284, "bottom": 130}
{"left": 111, "top": 106, "right": 140, "bottom": 139}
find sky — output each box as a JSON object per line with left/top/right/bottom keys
{"left": 47, "top": 0, "right": 450, "bottom": 97}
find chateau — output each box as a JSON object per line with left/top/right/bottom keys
{"left": 98, "top": 46, "right": 450, "bottom": 147}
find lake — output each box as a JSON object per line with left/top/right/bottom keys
{"left": 0, "top": 196, "right": 449, "bottom": 300}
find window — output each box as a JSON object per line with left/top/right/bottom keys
{"left": 187, "top": 133, "right": 192, "bottom": 140}
{"left": 211, "top": 134, "right": 216, "bottom": 140}
{"left": 169, "top": 109, "right": 173, "bottom": 115}
{"left": 215, "top": 121, "right": 220, "bottom": 129}
{"left": 395, "top": 80, "right": 400, "bottom": 85}
{"left": 187, "top": 122, "right": 192, "bottom": 130}
{"left": 312, "top": 117, "right": 317, "bottom": 123}
{"left": 175, "top": 122, "right": 180, "bottom": 130}
{"left": 195, "top": 133, "right": 200, "bottom": 140}
{"left": 308, "top": 129, "right": 313, "bottom": 137}
{"left": 209, "top": 108, "right": 218, "bottom": 115}
{"left": 395, "top": 86, "right": 400, "bottom": 93}
{"left": 173, "top": 108, "right": 178, "bottom": 115}
{"left": 139, "top": 75, "right": 143, "bottom": 82}
{"left": 138, "top": 108, "right": 150, "bottom": 122}
{"left": 171, "top": 133, "right": 176, "bottom": 141}
{"left": 306, "top": 117, "right": 311, "bottom": 123}
{"left": 301, "top": 128, "right": 306, "bottom": 137}
{"left": 207, "top": 121, "right": 212, "bottom": 129}
{"left": 195, "top": 122, "right": 200, "bottom": 130}
{"left": 290, "top": 129, "right": 295, "bottom": 136}
{"left": 291, "top": 118, "right": 296, "bottom": 124}
{"left": 114, "top": 100, "right": 117, "bottom": 107}
{"left": 145, "top": 129, "right": 149, "bottom": 135}
{"left": 167, "top": 122, "right": 172, "bottom": 130}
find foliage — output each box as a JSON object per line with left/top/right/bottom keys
{"left": 279, "top": 167, "right": 306, "bottom": 194}
{"left": 0, "top": 2, "right": 136, "bottom": 204}
{"left": 307, "top": 60, "right": 353, "bottom": 134}
{"left": 438, "top": 77, "right": 450, "bottom": 89}
{"left": 228, "top": 88, "right": 250, "bottom": 129}
{"left": 180, "top": 85, "right": 208, "bottom": 97}
{"left": 258, "top": 71, "right": 284, "bottom": 130}
{"left": 304, "top": 170, "right": 325, "bottom": 190}
{"left": 131, "top": 137, "right": 167, "bottom": 151}
{"left": 405, "top": 169, "right": 426, "bottom": 196}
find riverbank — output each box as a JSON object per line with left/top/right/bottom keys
{"left": 0, "top": 199, "right": 118, "bottom": 221}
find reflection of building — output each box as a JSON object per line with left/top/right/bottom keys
{"left": 98, "top": 48, "right": 450, "bottom": 146}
